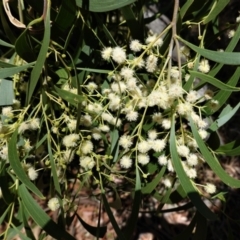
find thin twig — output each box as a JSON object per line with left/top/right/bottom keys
{"left": 168, "top": 0, "right": 181, "bottom": 83}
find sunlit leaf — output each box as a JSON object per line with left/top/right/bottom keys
{"left": 0, "top": 79, "right": 14, "bottom": 106}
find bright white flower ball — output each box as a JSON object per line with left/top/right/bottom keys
{"left": 111, "top": 82, "right": 127, "bottom": 93}
{"left": 170, "top": 68, "right": 180, "bottom": 79}
{"left": 80, "top": 156, "right": 95, "bottom": 170}
{"left": 92, "top": 128, "right": 102, "bottom": 140}
{"left": 28, "top": 167, "right": 38, "bottom": 181}
{"left": 119, "top": 135, "right": 133, "bottom": 149}
{"left": 177, "top": 145, "right": 190, "bottom": 157}
{"left": 29, "top": 118, "right": 40, "bottom": 130}
{"left": 151, "top": 139, "right": 166, "bottom": 152}
{"left": 87, "top": 82, "right": 98, "bottom": 92}
{"left": 80, "top": 140, "right": 93, "bottom": 155}
{"left": 167, "top": 160, "right": 174, "bottom": 172}
{"left": 120, "top": 67, "right": 134, "bottom": 80}
{"left": 2, "top": 107, "right": 13, "bottom": 118}
{"left": 145, "top": 35, "right": 163, "bottom": 47}
{"left": 162, "top": 119, "right": 171, "bottom": 130}
{"left": 120, "top": 155, "right": 132, "bottom": 169}
{"left": 101, "top": 112, "right": 114, "bottom": 123}
{"left": 168, "top": 84, "right": 183, "bottom": 98}
{"left": 197, "top": 119, "right": 208, "bottom": 129}
{"left": 138, "top": 140, "right": 151, "bottom": 153}
{"left": 204, "top": 183, "right": 216, "bottom": 194}
{"left": 162, "top": 176, "right": 173, "bottom": 188}
{"left": 99, "top": 124, "right": 110, "bottom": 132}
{"left": 67, "top": 119, "right": 77, "bottom": 131}
{"left": 138, "top": 153, "right": 150, "bottom": 165}
{"left": 101, "top": 47, "right": 113, "bottom": 61}
{"left": 130, "top": 39, "right": 142, "bottom": 52}
{"left": 186, "top": 167, "right": 197, "bottom": 179}
{"left": 126, "top": 77, "right": 137, "bottom": 89}
{"left": 198, "top": 129, "right": 209, "bottom": 140}
{"left": 18, "top": 122, "right": 30, "bottom": 134}
{"left": 126, "top": 110, "right": 138, "bottom": 122}
{"left": 228, "top": 30, "right": 235, "bottom": 39}
{"left": 48, "top": 197, "right": 60, "bottom": 211}
{"left": 111, "top": 46, "right": 126, "bottom": 64}
{"left": 177, "top": 102, "right": 192, "bottom": 115}
{"left": 146, "top": 55, "right": 158, "bottom": 73}
{"left": 186, "top": 90, "right": 199, "bottom": 103}
{"left": 186, "top": 153, "right": 198, "bottom": 166}
{"left": 198, "top": 59, "right": 210, "bottom": 73}
{"left": 147, "top": 129, "right": 158, "bottom": 140}
{"left": 62, "top": 134, "right": 80, "bottom": 148}
{"left": 158, "top": 155, "right": 168, "bottom": 166}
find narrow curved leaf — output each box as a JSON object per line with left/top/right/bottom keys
{"left": 180, "top": 0, "right": 194, "bottom": 18}
{"left": 174, "top": 212, "right": 197, "bottom": 240}
{"left": 102, "top": 194, "right": 126, "bottom": 240}
{"left": 53, "top": 86, "right": 86, "bottom": 107}
{"left": 8, "top": 130, "right": 44, "bottom": 199}
{"left": 0, "top": 204, "right": 11, "bottom": 225}
{"left": 124, "top": 167, "right": 141, "bottom": 239}
{"left": 190, "top": 71, "right": 240, "bottom": 91}
{"left": 210, "top": 24, "right": 240, "bottom": 76}
{"left": 19, "top": 200, "right": 36, "bottom": 240}
{"left": 189, "top": 117, "right": 240, "bottom": 188}
{"left": 170, "top": 115, "right": 217, "bottom": 220}
{"left": 216, "top": 141, "right": 240, "bottom": 156}
{"left": 18, "top": 184, "right": 75, "bottom": 240}
{"left": 192, "top": 211, "right": 207, "bottom": 240}
{"left": 0, "top": 39, "right": 14, "bottom": 48}
{"left": 76, "top": 213, "right": 107, "bottom": 238}
{"left": 205, "top": 67, "right": 240, "bottom": 114}
{"left": 141, "top": 166, "right": 166, "bottom": 194}
{"left": 0, "top": 62, "right": 35, "bottom": 79}
{"left": 178, "top": 37, "right": 240, "bottom": 65}
{"left": 15, "top": 30, "right": 36, "bottom": 62}
{"left": 203, "top": 0, "right": 229, "bottom": 24}
{"left": 26, "top": 0, "right": 51, "bottom": 104}
{"left": 209, "top": 103, "right": 240, "bottom": 132}
{"left": 159, "top": 202, "right": 193, "bottom": 213}
{"left": 75, "top": 0, "right": 137, "bottom": 12}
{"left": 47, "top": 137, "right": 61, "bottom": 196}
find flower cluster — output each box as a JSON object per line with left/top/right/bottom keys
{"left": 0, "top": 32, "right": 220, "bottom": 220}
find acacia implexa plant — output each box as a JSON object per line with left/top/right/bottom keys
{"left": 0, "top": 0, "right": 240, "bottom": 239}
